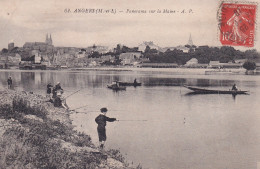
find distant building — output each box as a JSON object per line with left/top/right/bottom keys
{"left": 31, "top": 50, "right": 41, "bottom": 64}
{"left": 87, "top": 45, "right": 109, "bottom": 54}
{"left": 185, "top": 58, "right": 198, "bottom": 67}
{"left": 0, "top": 56, "right": 8, "bottom": 68}
{"left": 8, "top": 42, "right": 14, "bottom": 51}
{"left": 208, "top": 61, "right": 220, "bottom": 68}
{"left": 8, "top": 54, "right": 21, "bottom": 65}
{"left": 187, "top": 33, "right": 193, "bottom": 46}
{"left": 76, "top": 50, "right": 86, "bottom": 58}
{"left": 119, "top": 52, "right": 142, "bottom": 65}
{"left": 138, "top": 41, "right": 161, "bottom": 52}
{"left": 23, "top": 33, "right": 54, "bottom": 52}
{"left": 234, "top": 59, "right": 247, "bottom": 64}
{"left": 160, "top": 34, "right": 194, "bottom": 53}
{"left": 140, "top": 63, "right": 178, "bottom": 68}
{"left": 101, "top": 55, "right": 115, "bottom": 62}
{"left": 45, "top": 34, "right": 53, "bottom": 45}
{"left": 209, "top": 61, "right": 242, "bottom": 69}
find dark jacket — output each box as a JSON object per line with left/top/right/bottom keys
{"left": 7, "top": 78, "right": 12, "bottom": 85}
{"left": 53, "top": 97, "right": 62, "bottom": 107}
{"left": 95, "top": 114, "right": 116, "bottom": 128}
{"left": 47, "top": 84, "right": 52, "bottom": 94}
{"left": 52, "top": 84, "right": 63, "bottom": 97}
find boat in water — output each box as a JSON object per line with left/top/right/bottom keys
{"left": 183, "top": 85, "right": 248, "bottom": 94}
{"left": 107, "top": 81, "right": 126, "bottom": 91}
{"left": 118, "top": 81, "right": 142, "bottom": 86}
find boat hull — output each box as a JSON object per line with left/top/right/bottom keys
{"left": 118, "top": 82, "right": 141, "bottom": 86}
{"left": 107, "top": 85, "right": 126, "bottom": 90}
{"left": 184, "top": 85, "right": 248, "bottom": 94}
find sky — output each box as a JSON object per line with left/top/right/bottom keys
{"left": 0, "top": 0, "right": 259, "bottom": 51}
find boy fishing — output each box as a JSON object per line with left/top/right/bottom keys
{"left": 95, "top": 107, "right": 116, "bottom": 149}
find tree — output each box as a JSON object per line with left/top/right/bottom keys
{"left": 89, "top": 51, "right": 100, "bottom": 58}
{"left": 243, "top": 61, "right": 256, "bottom": 70}
{"left": 144, "top": 46, "right": 151, "bottom": 54}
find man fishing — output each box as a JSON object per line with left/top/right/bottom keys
{"left": 52, "top": 82, "right": 63, "bottom": 98}
{"left": 95, "top": 107, "right": 116, "bottom": 149}
{"left": 53, "top": 92, "right": 69, "bottom": 109}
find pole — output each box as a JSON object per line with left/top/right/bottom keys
{"left": 116, "top": 120, "right": 148, "bottom": 122}
{"left": 71, "top": 104, "right": 89, "bottom": 111}
{"left": 64, "top": 89, "right": 82, "bottom": 99}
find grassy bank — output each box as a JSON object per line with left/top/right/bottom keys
{"left": 0, "top": 90, "right": 141, "bottom": 169}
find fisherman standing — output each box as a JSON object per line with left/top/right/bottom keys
{"left": 95, "top": 108, "right": 116, "bottom": 149}
{"left": 7, "top": 76, "right": 12, "bottom": 89}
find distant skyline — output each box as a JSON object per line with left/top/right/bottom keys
{"left": 0, "top": 0, "right": 259, "bottom": 51}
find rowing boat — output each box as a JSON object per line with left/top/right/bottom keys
{"left": 107, "top": 84, "right": 126, "bottom": 90}
{"left": 118, "top": 81, "right": 142, "bottom": 86}
{"left": 183, "top": 85, "right": 248, "bottom": 94}
{"left": 107, "top": 81, "right": 126, "bottom": 90}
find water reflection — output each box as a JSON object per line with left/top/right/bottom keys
{"left": 0, "top": 70, "right": 259, "bottom": 169}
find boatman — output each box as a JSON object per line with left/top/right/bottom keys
{"left": 95, "top": 107, "right": 116, "bottom": 149}
{"left": 232, "top": 84, "right": 238, "bottom": 91}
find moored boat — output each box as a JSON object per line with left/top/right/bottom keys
{"left": 183, "top": 85, "right": 248, "bottom": 94}
{"left": 107, "top": 81, "right": 126, "bottom": 90}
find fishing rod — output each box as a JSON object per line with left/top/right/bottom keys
{"left": 64, "top": 89, "right": 82, "bottom": 99}
{"left": 116, "top": 120, "right": 148, "bottom": 122}
{"left": 70, "top": 104, "right": 89, "bottom": 111}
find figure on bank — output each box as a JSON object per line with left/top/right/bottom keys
{"left": 52, "top": 82, "right": 63, "bottom": 98}
{"left": 7, "top": 76, "right": 12, "bottom": 89}
{"left": 53, "top": 91, "right": 69, "bottom": 109}
{"left": 95, "top": 107, "right": 117, "bottom": 149}
{"left": 46, "top": 83, "right": 53, "bottom": 99}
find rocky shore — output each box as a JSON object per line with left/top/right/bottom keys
{"left": 0, "top": 89, "right": 140, "bottom": 169}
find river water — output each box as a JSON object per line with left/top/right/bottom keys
{"left": 0, "top": 69, "right": 259, "bottom": 169}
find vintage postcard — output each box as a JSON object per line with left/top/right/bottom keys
{"left": 0, "top": 0, "right": 259, "bottom": 169}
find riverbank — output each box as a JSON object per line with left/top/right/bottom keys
{"left": 0, "top": 89, "right": 140, "bottom": 169}
{"left": 0, "top": 67, "right": 248, "bottom": 75}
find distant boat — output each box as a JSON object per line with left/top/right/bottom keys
{"left": 107, "top": 81, "right": 126, "bottom": 91}
{"left": 183, "top": 85, "right": 248, "bottom": 94}
{"left": 118, "top": 81, "right": 142, "bottom": 86}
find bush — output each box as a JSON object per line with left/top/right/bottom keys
{"left": 243, "top": 61, "right": 256, "bottom": 70}
{"left": 12, "top": 96, "right": 47, "bottom": 119}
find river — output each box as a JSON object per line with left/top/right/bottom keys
{"left": 0, "top": 69, "right": 259, "bottom": 169}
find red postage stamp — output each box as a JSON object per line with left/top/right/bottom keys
{"left": 219, "top": 2, "right": 257, "bottom": 47}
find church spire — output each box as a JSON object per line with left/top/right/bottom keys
{"left": 187, "top": 33, "right": 193, "bottom": 46}
{"left": 50, "top": 34, "right": 52, "bottom": 45}
{"left": 46, "top": 33, "right": 49, "bottom": 44}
